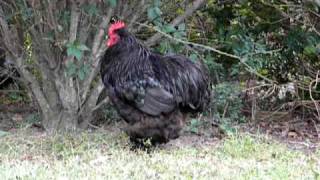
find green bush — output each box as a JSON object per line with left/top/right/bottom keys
{"left": 210, "top": 82, "right": 246, "bottom": 133}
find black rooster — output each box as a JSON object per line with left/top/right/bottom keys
{"left": 100, "top": 19, "right": 211, "bottom": 144}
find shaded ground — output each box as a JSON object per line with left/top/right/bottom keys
{"left": 0, "top": 101, "right": 320, "bottom": 153}
{"left": 0, "top": 91, "right": 319, "bottom": 154}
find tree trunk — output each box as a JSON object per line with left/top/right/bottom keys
{"left": 30, "top": 79, "right": 102, "bottom": 132}
{"left": 42, "top": 109, "right": 78, "bottom": 132}
{"left": 37, "top": 95, "right": 98, "bottom": 132}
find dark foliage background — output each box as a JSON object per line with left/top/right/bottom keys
{"left": 0, "top": 0, "right": 319, "bottom": 135}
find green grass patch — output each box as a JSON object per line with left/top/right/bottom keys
{"left": 0, "top": 130, "right": 319, "bottom": 179}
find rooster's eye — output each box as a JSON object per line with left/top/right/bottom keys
{"left": 110, "top": 16, "right": 117, "bottom": 24}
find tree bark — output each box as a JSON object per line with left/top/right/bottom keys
{"left": 42, "top": 109, "right": 76, "bottom": 132}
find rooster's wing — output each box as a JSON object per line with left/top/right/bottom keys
{"left": 113, "top": 77, "right": 177, "bottom": 116}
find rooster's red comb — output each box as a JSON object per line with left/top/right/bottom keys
{"left": 108, "top": 21, "right": 126, "bottom": 35}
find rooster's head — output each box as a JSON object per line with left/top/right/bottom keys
{"left": 106, "top": 17, "right": 126, "bottom": 47}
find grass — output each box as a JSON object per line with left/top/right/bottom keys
{"left": 0, "top": 129, "right": 319, "bottom": 180}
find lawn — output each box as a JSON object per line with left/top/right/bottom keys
{"left": 0, "top": 129, "right": 319, "bottom": 180}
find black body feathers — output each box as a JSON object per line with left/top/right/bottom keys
{"left": 100, "top": 28, "right": 210, "bottom": 144}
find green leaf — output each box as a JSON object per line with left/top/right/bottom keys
{"left": 178, "top": 23, "right": 186, "bottom": 31}
{"left": 153, "top": 0, "right": 161, "bottom": 7}
{"left": 205, "top": 55, "right": 214, "bottom": 63}
{"left": 162, "top": 25, "right": 176, "bottom": 33}
{"left": 67, "top": 47, "right": 82, "bottom": 60}
{"left": 189, "top": 53, "right": 198, "bottom": 62}
{"left": 154, "top": 20, "right": 163, "bottom": 28}
{"left": 173, "top": 32, "right": 181, "bottom": 39}
{"left": 77, "top": 64, "right": 90, "bottom": 80}
{"left": 173, "top": 31, "right": 186, "bottom": 39}
{"left": 78, "top": 69, "right": 86, "bottom": 80}
{"left": 147, "top": 7, "right": 162, "bottom": 21}
{"left": 189, "top": 119, "right": 200, "bottom": 134}
{"left": 66, "top": 61, "right": 77, "bottom": 77}
{"left": 0, "top": 130, "right": 9, "bottom": 137}
{"left": 158, "top": 41, "right": 168, "bottom": 53}
{"left": 60, "top": 11, "right": 71, "bottom": 27}
{"left": 66, "top": 42, "right": 89, "bottom": 60}
{"left": 77, "top": 44, "right": 90, "bottom": 51}
{"left": 190, "top": 119, "right": 199, "bottom": 126}
{"left": 304, "top": 45, "right": 317, "bottom": 56}
{"left": 173, "top": 23, "right": 187, "bottom": 38}
{"left": 82, "top": 63, "right": 91, "bottom": 74}
{"left": 107, "top": 0, "right": 117, "bottom": 7}
{"left": 74, "top": 51, "right": 83, "bottom": 60}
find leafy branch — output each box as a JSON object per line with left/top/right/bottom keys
{"left": 139, "top": 23, "right": 277, "bottom": 84}
{"left": 145, "top": 0, "right": 206, "bottom": 46}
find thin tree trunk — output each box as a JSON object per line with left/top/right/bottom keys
{"left": 41, "top": 109, "right": 75, "bottom": 132}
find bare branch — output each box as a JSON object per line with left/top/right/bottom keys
{"left": 60, "top": 2, "right": 80, "bottom": 111}
{"left": 1, "top": 4, "right": 61, "bottom": 113}
{"left": 78, "top": 16, "right": 91, "bottom": 45}
{"left": 309, "top": 70, "right": 320, "bottom": 121}
{"left": 69, "top": 3, "right": 81, "bottom": 43}
{"left": 79, "top": 80, "right": 106, "bottom": 128}
{"left": 120, "top": 0, "right": 129, "bottom": 18}
{"left": 16, "top": 57, "right": 51, "bottom": 115}
{"left": 145, "top": 0, "right": 206, "bottom": 46}
{"left": 92, "top": 8, "right": 113, "bottom": 55}
{"left": 92, "top": 96, "right": 109, "bottom": 111}
{"left": 127, "top": 0, "right": 148, "bottom": 29}
{"left": 81, "top": 9, "right": 113, "bottom": 101}
{"left": 0, "top": 6, "right": 21, "bottom": 57}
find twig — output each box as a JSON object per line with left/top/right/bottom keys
{"left": 0, "top": 71, "right": 14, "bottom": 85}
{"left": 242, "top": 83, "right": 273, "bottom": 92}
{"left": 92, "top": 97, "right": 109, "bottom": 111}
{"left": 82, "top": 9, "right": 113, "bottom": 102}
{"left": 310, "top": 118, "right": 320, "bottom": 138}
{"left": 92, "top": 9, "right": 113, "bottom": 55}
{"left": 88, "top": 122, "right": 100, "bottom": 129}
{"left": 222, "top": 102, "right": 229, "bottom": 118}
{"left": 261, "top": 84, "right": 277, "bottom": 99}
{"left": 69, "top": 4, "right": 80, "bottom": 43}
{"left": 261, "top": 103, "right": 288, "bottom": 121}
{"left": 0, "top": 90, "right": 27, "bottom": 93}
{"left": 314, "top": 70, "right": 320, "bottom": 89}
{"left": 309, "top": 70, "right": 320, "bottom": 122}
